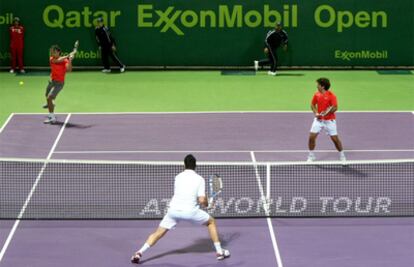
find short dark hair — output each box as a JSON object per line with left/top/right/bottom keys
{"left": 184, "top": 154, "right": 196, "bottom": 170}
{"left": 316, "top": 78, "right": 331, "bottom": 90}
{"left": 50, "top": 45, "right": 61, "bottom": 53}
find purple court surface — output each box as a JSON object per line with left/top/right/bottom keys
{"left": 0, "top": 112, "right": 413, "bottom": 267}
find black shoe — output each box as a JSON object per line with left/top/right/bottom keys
{"left": 42, "top": 104, "right": 55, "bottom": 109}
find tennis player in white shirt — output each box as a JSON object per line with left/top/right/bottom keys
{"left": 131, "top": 154, "right": 230, "bottom": 264}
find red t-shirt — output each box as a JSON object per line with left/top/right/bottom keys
{"left": 311, "top": 91, "right": 337, "bottom": 120}
{"left": 9, "top": 25, "right": 24, "bottom": 47}
{"left": 50, "top": 57, "right": 69, "bottom": 82}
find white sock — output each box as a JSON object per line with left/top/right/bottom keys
{"left": 49, "top": 113, "right": 55, "bottom": 119}
{"left": 138, "top": 243, "right": 151, "bottom": 254}
{"left": 214, "top": 242, "right": 222, "bottom": 254}
{"left": 339, "top": 151, "right": 345, "bottom": 157}
{"left": 308, "top": 151, "right": 315, "bottom": 157}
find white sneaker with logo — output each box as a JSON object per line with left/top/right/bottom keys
{"left": 216, "top": 249, "right": 230, "bottom": 260}
{"left": 43, "top": 116, "right": 57, "bottom": 124}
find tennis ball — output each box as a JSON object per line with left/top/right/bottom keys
{"left": 19, "top": 81, "right": 24, "bottom": 86}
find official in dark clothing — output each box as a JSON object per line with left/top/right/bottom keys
{"left": 95, "top": 17, "right": 125, "bottom": 73}
{"left": 254, "top": 22, "right": 288, "bottom": 76}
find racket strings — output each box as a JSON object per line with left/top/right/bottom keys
{"left": 212, "top": 177, "right": 222, "bottom": 193}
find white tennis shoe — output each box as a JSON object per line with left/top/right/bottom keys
{"left": 268, "top": 71, "right": 276, "bottom": 76}
{"left": 102, "top": 69, "right": 111, "bottom": 73}
{"left": 307, "top": 154, "right": 316, "bottom": 162}
{"left": 43, "top": 116, "right": 57, "bottom": 124}
{"left": 216, "top": 249, "right": 230, "bottom": 260}
{"left": 340, "top": 153, "right": 347, "bottom": 165}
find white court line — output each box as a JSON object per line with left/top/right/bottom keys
{"left": 53, "top": 149, "right": 414, "bottom": 154}
{"left": 0, "top": 113, "right": 15, "bottom": 134}
{"left": 8, "top": 110, "right": 414, "bottom": 115}
{"left": 0, "top": 114, "right": 72, "bottom": 263}
{"left": 250, "top": 152, "right": 283, "bottom": 267}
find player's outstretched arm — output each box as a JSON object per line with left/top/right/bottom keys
{"left": 50, "top": 55, "right": 70, "bottom": 64}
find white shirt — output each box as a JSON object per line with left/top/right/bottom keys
{"left": 168, "top": 169, "right": 205, "bottom": 211}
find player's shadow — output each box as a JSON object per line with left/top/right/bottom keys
{"left": 221, "top": 70, "right": 256, "bottom": 76}
{"left": 53, "top": 121, "right": 94, "bottom": 129}
{"left": 315, "top": 165, "right": 368, "bottom": 178}
{"left": 275, "top": 73, "right": 305, "bottom": 76}
{"left": 141, "top": 232, "right": 240, "bottom": 264}
{"left": 140, "top": 262, "right": 241, "bottom": 267}
{"left": 15, "top": 71, "right": 49, "bottom": 76}
{"left": 106, "top": 71, "right": 124, "bottom": 74}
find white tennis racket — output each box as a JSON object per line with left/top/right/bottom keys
{"left": 73, "top": 40, "right": 79, "bottom": 52}
{"left": 69, "top": 40, "right": 79, "bottom": 59}
{"left": 208, "top": 174, "right": 223, "bottom": 207}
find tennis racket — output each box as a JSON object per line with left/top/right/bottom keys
{"left": 208, "top": 174, "right": 223, "bottom": 207}
{"left": 69, "top": 40, "right": 79, "bottom": 59}
{"left": 319, "top": 106, "right": 333, "bottom": 117}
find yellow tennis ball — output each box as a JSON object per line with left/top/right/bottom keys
{"left": 19, "top": 81, "right": 24, "bottom": 86}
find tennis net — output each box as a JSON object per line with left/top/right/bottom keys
{"left": 0, "top": 158, "right": 413, "bottom": 219}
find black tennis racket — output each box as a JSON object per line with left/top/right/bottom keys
{"left": 320, "top": 106, "right": 333, "bottom": 117}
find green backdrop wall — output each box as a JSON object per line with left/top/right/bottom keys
{"left": 0, "top": 0, "right": 413, "bottom": 67}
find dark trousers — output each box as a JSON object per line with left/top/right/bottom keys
{"left": 258, "top": 46, "right": 278, "bottom": 72}
{"left": 101, "top": 47, "right": 124, "bottom": 69}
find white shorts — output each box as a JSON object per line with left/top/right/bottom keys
{"left": 310, "top": 118, "right": 338, "bottom": 136}
{"left": 159, "top": 208, "right": 210, "bottom": 230}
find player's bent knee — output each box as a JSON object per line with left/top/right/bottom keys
{"left": 205, "top": 217, "right": 215, "bottom": 226}
{"left": 309, "top": 133, "right": 318, "bottom": 139}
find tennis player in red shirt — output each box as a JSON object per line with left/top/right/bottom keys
{"left": 307, "top": 78, "right": 346, "bottom": 162}
{"left": 43, "top": 45, "right": 74, "bottom": 124}
{"left": 9, "top": 17, "right": 25, "bottom": 73}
